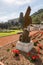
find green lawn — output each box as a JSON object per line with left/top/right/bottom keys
{"left": 0, "top": 30, "right": 22, "bottom": 37}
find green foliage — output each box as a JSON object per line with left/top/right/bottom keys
{"left": 19, "top": 12, "right": 24, "bottom": 28}
{"left": 34, "top": 41, "right": 38, "bottom": 46}
{"left": 31, "top": 9, "right": 43, "bottom": 24}
{"left": 7, "top": 49, "right": 10, "bottom": 52}
{"left": 0, "top": 30, "right": 22, "bottom": 37}
{"left": 0, "top": 9, "right": 43, "bottom": 29}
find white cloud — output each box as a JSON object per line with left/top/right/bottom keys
{"left": 3, "top": 0, "right": 33, "bottom": 5}
{"left": 3, "top": 0, "right": 15, "bottom": 4}
{"left": 0, "top": 16, "right": 8, "bottom": 22}
{"left": 31, "top": 4, "right": 43, "bottom": 14}
{"left": 0, "top": 0, "right": 43, "bottom": 22}
{"left": 0, "top": 12, "right": 18, "bottom": 22}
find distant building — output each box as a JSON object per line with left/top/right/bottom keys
{"left": 8, "top": 18, "right": 19, "bottom": 23}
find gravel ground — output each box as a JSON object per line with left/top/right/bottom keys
{"left": 0, "top": 30, "right": 43, "bottom": 65}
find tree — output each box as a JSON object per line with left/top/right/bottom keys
{"left": 19, "top": 12, "right": 24, "bottom": 28}
{"left": 32, "top": 16, "right": 41, "bottom": 24}
{"left": 40, "top": 13, "right": 43, "bottom": 21}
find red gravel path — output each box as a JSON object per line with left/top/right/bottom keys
{"left": 0, "top": 31, "right": 38, "bottom": 46}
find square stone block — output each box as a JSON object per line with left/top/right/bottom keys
{"left": 16, "top": 41, "right": 34, "bottom": 53}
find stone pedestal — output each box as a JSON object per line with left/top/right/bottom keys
{"left": 16, "top": 41, "right": 34, "bottom": 53}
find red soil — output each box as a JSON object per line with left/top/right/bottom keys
{"left": 0, "top": 31, "right": 38, "bottom": 46}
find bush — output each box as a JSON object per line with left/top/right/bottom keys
{"left": 7, "top": 49, "right": 10, "bottom": 52}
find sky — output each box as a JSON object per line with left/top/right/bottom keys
{"left": 0, "top": 0, "right": 43, "bottom": 22}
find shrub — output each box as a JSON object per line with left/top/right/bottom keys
{"left": 7, "top": 49, "right": 10, "bottom": 52}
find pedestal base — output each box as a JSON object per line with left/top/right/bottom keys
{"left": 16, "top": 41, "right": 34, "bottom": 53}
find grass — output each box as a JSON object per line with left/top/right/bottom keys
{"left": 0, "top": 30, "right": 22, "bottom": 37}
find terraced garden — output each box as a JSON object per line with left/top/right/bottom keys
{"left": 0, "top": 30, "right": 43, "bottom": 65}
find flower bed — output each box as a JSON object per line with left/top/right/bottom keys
{"left": 12, "top": 49, "right": 20, "bottom": 57}
{"left": 27, "top": 52, "right": 39, "bottom": 63}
